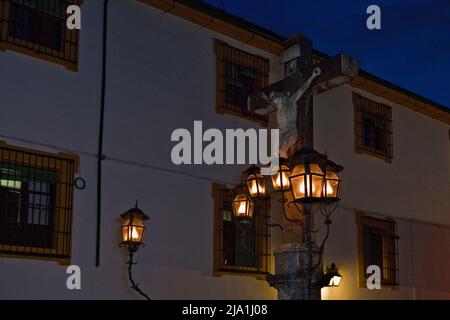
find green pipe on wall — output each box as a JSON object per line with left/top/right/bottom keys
{"left": 96, "top": 0, "right": 110, "bottom": 267}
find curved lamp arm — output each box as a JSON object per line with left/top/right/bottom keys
{"left": 127, "top": 253, "right": 151, "bottom": 300}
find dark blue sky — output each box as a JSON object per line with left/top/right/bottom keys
{"left": 205, "top": 0, "right": 450, "bottom": 109}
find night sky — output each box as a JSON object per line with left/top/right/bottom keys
{"left": 205, "top": 0, "right": 450, "bottom": 109}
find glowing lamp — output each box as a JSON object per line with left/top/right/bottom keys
{"left": 244, "top": 166, "right": 266, "bottom": 199}
{"left": 323, "top": 170, "right": 341, "bottom": 201}
{"left": 120, "top": 203, "right": 149, "bottom": 253}
{"left": 232, "top": 185, "right": 254, "bottom": 219}
{"left": 289, "top": 162, "right": 324, "bottom": 203}
{"left": 325, "top": 263, "right": 343, "bottom": 287}
{"left": 270, "top": 158, "right": 291, "bottom": 192}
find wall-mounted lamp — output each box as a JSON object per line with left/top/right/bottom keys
{"left": 119, "top": 201, "right": 151, "bottom": 300}
{"left": 320, "top": 263, "right": 343, "bottom": 288}
{"left": 120, "top": 203, "right": 149, "bottom": 253}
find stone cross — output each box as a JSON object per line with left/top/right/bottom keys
{"left": 248, "top": 35, "right": 359, "bottom": 157}
{"left": 250, "top": 35, "right": 359, "bottom": 300}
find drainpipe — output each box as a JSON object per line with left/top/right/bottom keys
{"left": 96, "top": 0, "right": 110, "bottom": 267}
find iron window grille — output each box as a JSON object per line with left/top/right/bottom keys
{"left": 0, "top": 142, "right": 78, "bottom": 260}
{"left": 354, "top": 93, "right": 393, "bottom": 162}
{"left": 212, "top": 184, "right": 271, "bottom": 275}
{"left": 360, "top": 215, "right": 399, "bottom": 286}
{"left": 0, "top": 0, "right": 81, "bottom": 70}
{"left": 215, "top": 39, "right": 270, "bottom": 125}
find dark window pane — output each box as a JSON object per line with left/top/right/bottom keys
{"left": 0, "top": 171, "right": 56, "bottom": 248}
{"left": 0, "top": 187, "right": 21, "bottom": 243}
{"left": 8, "top": 1, "right": 63, "bottom": 51}
{"left": 361, "top": 112, "right": 386, "bottom": 152}
{"left": 222, "top": 219, "right": 256, "bottom": 268}
{"left": 216, "top": 41, "right": 269, "bottom": 122}
{"left": 0, "top": 146, "right": 75, "bottom": 258}
{"left": 363, "top": 225, "right": 383, "bottom": 271}
{"left": 215, "top": 187, "right": 270, "bottom": 274}
{"left": 224, "top": 61, "right": 258, "bottom": 109}
{"left": 354, "top": 93, "right": 393, "bottom": 160}
{"left": 362, "top": 217, "right": 398, "bottom": 285}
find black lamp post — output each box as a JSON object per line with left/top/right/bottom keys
{"left": 242, "top": 148, "right": 343, "bottom": 300}
{"left": 288, "top": 148, "right": 343, "bottom": 299}
{"left": 120, "top": 202, "right": 151, "bottom": 300}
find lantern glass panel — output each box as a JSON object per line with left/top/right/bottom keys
{"left": 310, "top": 163, "right": 324, "bottom": 198}
{"left": 290, "top": 164, "right": 324, "bottom": 200}
{"left": 324, "top": 171, "right": 340, "bottom": 198}
{"left": 232, "top": 193, "right": 254, "bottom": 219}
{"left": 246, "top": 173, "right": 266, "bottom": 198}
{"left": 329, "top": 274, "right": 343, "bottom": 287}
{"left": 290, "top": 164, "right": 306, "bottom": 199}
{"left": 121, "top": 217, "right": 145, "bottom": 244}
{"left": 271, "top": 165, "right": 290, "bottom": 191}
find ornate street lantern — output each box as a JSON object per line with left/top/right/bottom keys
{"left": 232, "top": 184, "right": 254, "bottom": 219}
{"left": 244, "top": 166, "right": 266, "bottom": 199}
{"left": 120, "top": 203, "right": 149, "bottom": 253}
{"left": 119, "top": 202, "right": 151, "bottom": 300}
{"left": 270, "top": 158, "right": 291, "bottom": 192}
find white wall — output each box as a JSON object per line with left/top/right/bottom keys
{"left": 0, "top": 0, "right": 103, "bottom": 300}
{"left": 314, "top": 84, "right": 450, "bottom": 299}
{"left": 0, "top": 0, "right": 282, "bottom": 299}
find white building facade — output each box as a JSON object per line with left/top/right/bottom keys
{"left": 0, "top": 0, "right": 449, "bottom": 299}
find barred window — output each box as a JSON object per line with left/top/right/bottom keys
{"left": 0, "top": 142, "right": 78, "bottom": 261}
{"left": 215, "top": 39, "right": 269, "bottom": 125}
{"left": 354, "top": 93, "right": 393, "bottom": 162}
{"left": 212, "top": 184, "right": 271, "bottom": 275}
{"left": 358, "top": 215, "right": 399, "bottom": 286}
{"left": 0, "top": 0, "right": 81, "bottom": 70}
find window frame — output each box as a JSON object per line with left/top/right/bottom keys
{"left": 212, "top": 183, "right": 271, "bottom": 277}
{"left": 353, "top": 92, "right": 393, "bottom": 163}
{"left": 356, "top": 212, "right": 399, "bottom": 288}
{"left": 0, "top": 0, "right": 82, "bottom": 71}
{"left": 215, "top": 39, "right": 270, "bottom": 126}
{"left": 0, "top": 140, "right": 78, "bottom": 265}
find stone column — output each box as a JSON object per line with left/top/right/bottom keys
{"left": 266, "top": 243, "right": 322, "bottom": 300}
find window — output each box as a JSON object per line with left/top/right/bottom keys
{"left": 354, "top": 93, "right": 393, "bottom": 162}
{"left": 0, "top": 0, "right": 81, "bottom": 70}
{"left": 212, "top": 183, "right": 271, "bottom": 275}
{"left": 215, "top": 39, "right": 270, "bottom": 125}
{"left": 0, "top": 141, "right": 78, "bottom": 262}
{"left": 357, "top": 214, "right": 399, "bottom": 286}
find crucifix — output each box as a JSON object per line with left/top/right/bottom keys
{"left": 248, "top": 35, "right": 359, "bottom": 158}
{"left": 251, "top": 35, "right": 359, "bottom": 300}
